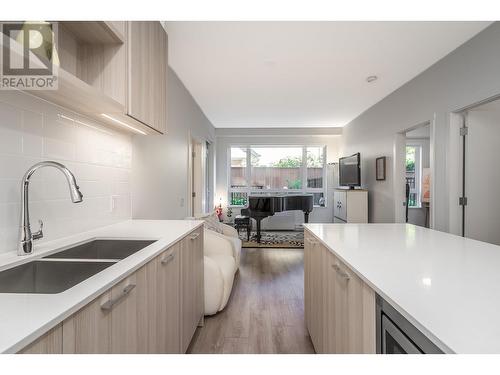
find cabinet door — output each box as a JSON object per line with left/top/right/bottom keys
{"left": 109, "top": 273, "right": 140, "bottom": 353}
{"left": 334, "top": 191, "right": 347, "bottom": 221}
{"left": 346, "top": 191, "right": 368, "bottom": 223}
{"left": 62, "top": 292, "right": 112, "bottom": 353}
{"left": 109, "top": 262, "right": 160, "bottom": 354}
{"left": 20, "top": 325, "right": 63, "bottom": 354}
{"left": 180, "top": 228, "right": 204, "bottom": 352}
{"left": 324, "top": 247, "right": 337, "bottom": 354}
{"left": 330, "top": 257, "right": 376, "bottom": 353}
{"left": 345, "top": 262, "right": 376, "bottom": 353}
{"left": 157, "top": 243, "right": 181, "bottom": 353}
{"left": 304, "top": 233, "right": 312, "bottom": 333}
{"left": 308, "top": 237, "right": 324, "bottom": 353}
{"left": 128, "top": 21, "right": 168, "bottom": 133}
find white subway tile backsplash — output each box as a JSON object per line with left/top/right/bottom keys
{"left": 23, "top": 110, "right": 43, "bottom": 136}
{"left": 0, "top": 180, "right": 20, "bottom": 204}
{"left": 22, "top": 133, "right": 43, "bottom": 157}
{"left": 0, "top": 155, "right": 40, "bottom": 180}
{"left": 0, "top": 203, "right": 20, "bottom": 229}
{"left": 0, "top": 129, "right": 23, "bottom": 155}
{"left": 0, "top": 91, "right": 133, "bottom": 254}
{"left": 0, "top": 102, "right": 22, "bottom": 131}
{"left": 43, "top": 138, "right": 77, "bottom": 161}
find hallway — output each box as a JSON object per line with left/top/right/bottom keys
{"left": 188, "top": 248, "right": 315, "bottom": 354}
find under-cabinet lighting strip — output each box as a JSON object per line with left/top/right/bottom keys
{"left": 59, "top": 114, "right": 113, "bottom": 136}
{"left": 101, "top": 114, "right": 147, "bottom": 135}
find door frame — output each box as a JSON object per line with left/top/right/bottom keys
{"left": 448, "top": 112, "right": 464, "bottom": 236}
{"left": 187, "top": 132, "right": 207, "bottom": 216}
{"left": 393, "top": 117, "right": 436, "bottom": 228}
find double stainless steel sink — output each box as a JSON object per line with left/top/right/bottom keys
{"left": 0, "top": 239, "right": 156, "bottom": 294}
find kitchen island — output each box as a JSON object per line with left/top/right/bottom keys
{"left": 304, "top": 223, "right": 500, "bottom": 354}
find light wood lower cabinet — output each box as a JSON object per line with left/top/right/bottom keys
{"left": 62, "top": 291, "right": 112, "bottom": 353}
{"left": 19, "top": 228, "right": 202, "bottom": 354}
{"left": 180, "top": 228, "right": 204, "bottom": 353}
{"left": 157, "top": 243, "right": 181, "bottom": 353}
{"left": 305, "top": 231, "right": 376, "bottom": 354}
{"left": 19, "top": 325, "right": 63, "bottom": 354}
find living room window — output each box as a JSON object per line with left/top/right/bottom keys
{"left": 229, "top": 145, "right": 327, "bottom": 208}
{"left": 406, "top": 144, "right": 422, "bottom": 208}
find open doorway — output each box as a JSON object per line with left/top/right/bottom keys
{"left": 393, "top": 121, "right": 434, "bottom": 227}
{"left": 188, "top": 135, "right": 208, "bottom": 216}
{"left": 450, "top": 97, "right": 500, "bottom": 245}
{"left": 405, "top": 125, "right": 431, "bottom": 227}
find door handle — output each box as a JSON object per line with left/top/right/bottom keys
{"left": 190, "top": 232, "right": 200, "bottom": 240}
{"left": 161, "top": 253, "right": 175, "bottom": 265}
{"left": 332, "top": 263, "right": 350, "bottom": 281}
{"left": 100, "top": 284, "right": 136, "bottom": 311}
{"left": 306, "top": 238, "right": 318, "bottom": 245}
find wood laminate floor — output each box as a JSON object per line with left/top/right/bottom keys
{"left": 187, "top": 247, "right": 315, "bottom": 354}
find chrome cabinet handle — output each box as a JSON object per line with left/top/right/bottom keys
{"left": 100, "top": 284, "right": 136, "bottom": 311}
{"left": 306, "top": 238, "right": 318, "bottom": 245}
{"left": 161, "top": 253, "right": 175, "bottom": 265}
{"left": 190, "top": 232, "right": 200, "bottom": 240}
{"left": 332, "top": 263, "right": 350, "bottom": 281}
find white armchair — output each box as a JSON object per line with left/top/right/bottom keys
{"left": 187, "top": 213, "right": 242, "bottom": 315}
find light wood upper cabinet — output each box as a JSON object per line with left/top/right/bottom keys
{"left": 304, "top": 231, "right": 376, "bottom": 354}
{"left": 13, "top": 21, "right": 168, "bottom": 135}
{"left": 180, "top": 228, "right": 204, "bottom": 353}
{"left": 127, "top": 21, "right": 168, "bottom": 134}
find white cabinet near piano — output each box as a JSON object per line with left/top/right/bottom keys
{"left": 333, "top": 189, "right": 368, "bottom": 223}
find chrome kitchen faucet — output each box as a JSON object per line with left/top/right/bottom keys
{"left": 18, "top": 161, "right": 83, "bottom": 256}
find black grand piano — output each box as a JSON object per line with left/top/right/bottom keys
{"left": 244, "top": 193, "right": 314, "bottom": 243}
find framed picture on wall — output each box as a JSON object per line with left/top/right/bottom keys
{"left": 376, "top": 156, "right": 386, "bottom": 181}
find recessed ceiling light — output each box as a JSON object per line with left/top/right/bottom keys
{"left": 366, "top": 75, "right": 378, "bottom": 83}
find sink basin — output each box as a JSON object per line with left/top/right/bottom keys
{"left": 0, "top": 261, "right": 115, "bottom": 294}
{"left": 44, "top": 239, "right": 156, "bottom": 260}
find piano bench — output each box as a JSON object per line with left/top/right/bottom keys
{"left": 234, "top": 215, "right": 252, "bottom": 241}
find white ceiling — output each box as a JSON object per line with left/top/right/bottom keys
{"left": 165, "top": 21, "right": 490, "bottom": 128}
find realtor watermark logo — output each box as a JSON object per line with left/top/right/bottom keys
{"left": 0, "top": 21, "right": 58, "bottom": 90}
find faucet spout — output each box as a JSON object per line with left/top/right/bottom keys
{"left": 18, "top": 161, "right": 83, "bottom": 256}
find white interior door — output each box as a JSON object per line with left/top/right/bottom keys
{"left": 464, "top": 108, "right": 500, "bottom": 245}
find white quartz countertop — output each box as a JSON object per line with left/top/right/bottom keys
{"left": 304, "top": 223, "right": 500, "bottom": 354}
{"left": 0, "top": 219, "right": 203, "bottom": 353}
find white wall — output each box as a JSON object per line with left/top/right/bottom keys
{"left": 215, "top": 127, "right": 342, "bottom": 229}
{"left": 132, "top": 68, "right": 216, "bottom": 220}
{"left": 0, "top": 91, "right": 132, "bottom": 254}
{"left": 341, "top": 22, "right": 500, "bottom": 231}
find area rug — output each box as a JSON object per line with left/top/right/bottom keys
{"left": 238, "top": 230, "right": 304, "bottom": 248}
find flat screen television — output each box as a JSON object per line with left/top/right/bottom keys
{"left": 339, "top": 153, "right": 361, "bottom": 188}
